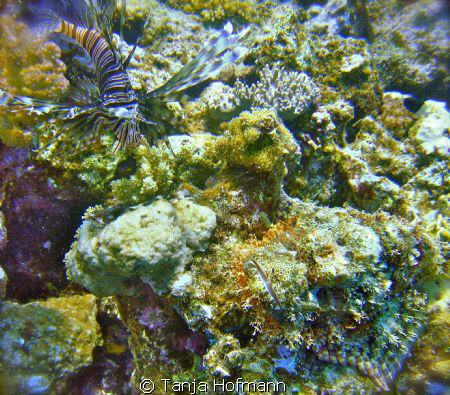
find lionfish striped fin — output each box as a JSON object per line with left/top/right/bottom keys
{"left": 0, "top": 89, "right": 73, "bottom": 116}
{"left": 314, "top": 345, "right": 414, "bottom": 392}
{"left": 145, "top": 22, "right": 250, "bottom": 101}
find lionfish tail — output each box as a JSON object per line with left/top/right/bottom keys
{"left": 146, "top": 22, "right": 251, "bottom": 101}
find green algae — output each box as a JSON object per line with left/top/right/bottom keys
{"left": 0, "top": 294, "right": 101, "bottom": 394}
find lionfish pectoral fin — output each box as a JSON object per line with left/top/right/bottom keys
{"left": 0, "top": 90, "right": 70, "bottom": 116}
{"left": 65, "top": 79, "right": 100, "bottom": 106}
{"left": 143, "top": 22, "right": 251, "bottom": 102}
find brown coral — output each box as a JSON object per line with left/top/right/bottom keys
{"left": 0, "top": 14, "right": 69, "bottom": 146}
{"left": 167, "top": 0, "right": 271, "bottom": 23}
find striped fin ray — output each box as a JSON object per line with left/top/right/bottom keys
{"left": 315, "top": 345, "right": 413, "bottom": 391}
{"left": 0, "top": 89, "right": 74, "bottom": 116}
{"left": 144, "top": 22, "right": 250, "bottom": 101}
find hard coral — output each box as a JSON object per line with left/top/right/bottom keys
{"left": 65, "top": 199, "right": 216, "bottom": 296}
{"left": 167, "top": 0, "right": 266, "bottom": 23}
{"left": 0, "top": 14, "right": 69, "bottom": 147}
{"left": 166, "top": 200, "right": 441, "bottom": 393}
{"left": 211, "top": 109, "right": 298, "bottom": 174}
{"left": 233, "top": 64, "right": 320, "bottom": 121}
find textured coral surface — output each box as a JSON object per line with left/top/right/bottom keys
{"left": 0, "top": 0, "right": 448, "bottom": 394}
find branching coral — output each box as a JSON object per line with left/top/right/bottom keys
{"left": 202, "top": 64, "right": 320, "bottom": 122}
{"left": 234, "top": 64, "right": 320, "bottom": 120}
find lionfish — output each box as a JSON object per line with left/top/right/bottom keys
{"left": 0, "top": 0, "right": 249, "bottom": 153}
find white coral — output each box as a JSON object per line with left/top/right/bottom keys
{"left": 233, "top": 64, "right": 320, "bottom": 120}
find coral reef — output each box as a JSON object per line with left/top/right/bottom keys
{"left": 286, "top": 95, "right": 450, "bottom": 256}
{"left": 409, "top": 100, "right": 450, "bottom": 156}
{"left": 250, "top": 3, "right": 311, "bottom": 69}
{"left": 202, "top": 64, "right": 320, "bottom": 122}
{"left": 166, "top": 0, "right": 266, "bottom": 23}
{"left": 127, "top": 199, "right": 441, "bottom": 393}
{"left": 394, "top": 278, "right": 450, "bottom": 394}
{"left": 0, "top": 265, "right": 6, "bottom": 300}
{"left": 369, "top": 0, "right": 449, "bottom": 101}
{"left": 0, "top": 0, "right": 447, "bottom": 394}
{"left": 233, "top": 64, "right": 320, "bottom": 120}
{"left": 211, "top": 109, "right": 298, "bottom": 175}
{"left": 0, "top": 143, "right": 92, "bottom": 302}
{"left": 117, "top": 283, "right": 208, "bottom": 392}
{"left": 0, "top": 14, "right": 69, "bottom": 147}
{"left": 65, "top": 199, "right": 216, "bottom": 296}
{"left": 0, "top": 294, "right": 101, "bottom": 394}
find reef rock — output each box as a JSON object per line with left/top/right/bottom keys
{"left": 0, "top": 144, "right": 91, "bottom": 302}
{"left": 65, "top": 199, "right": 216, "bottom": 296}
{"left": 163, "top": 199, "right": 441, "bottom": 393}
{"left": 0, "top": 294, "right": 101, "bottom": 394}
{"left": 0, "top": 265, "right": 6, "bottom": 300}
{"left": 410, "top": 100, "right": 450, "bottom": 157}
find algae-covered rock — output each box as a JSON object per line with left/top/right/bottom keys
{"left": 0, "top": 210, "right": 6, "bottom": 251}
{"left": 369, "top": 0, "right": 449, "bottom": 101}
{"left": 0, "top": 265, "right": 6, "bottom": 300}
{"left": 0, "top": 294, "right": 101, "bottom": 394}
{"left": 165, "top": 199, "right": 441, "bottom": 393}
{"left": 212, "top": 109, "right": 298, "bottom": 175}
{"left": 174, "top": 199, "right": 217, "bottom": 252}
{"left": 65, "top": 199, "right": 216, "bottom": 296}
{"left": 0, "top": 13, "right": 69, "bottom": 147}
{"left": 409, "top": 100, "right": 450, "bottom": 157}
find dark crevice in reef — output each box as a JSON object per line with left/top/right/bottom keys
{"left": 0, "top": 143, "right": 96, "bottom": 303}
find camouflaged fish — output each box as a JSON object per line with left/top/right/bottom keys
{"left": 0, "top": 0, "right": 249, "bottom": 153}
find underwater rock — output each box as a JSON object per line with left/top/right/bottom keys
{"left": 65, "top": 199, "right": 216, "bottom": 296}
{"left": 174, "top": 199, "right": 217, "bottom": 252}
{"left": 0, "top": 210, "right": 6, "bottom": 251}
{"left": 0, "top": 294, "right": 101, "bottom": 394}
{"left": 286, "top": 91, "right": 449, "bottom": 251}
{"left": 167, "top": 0, "right": 266, "bottom": 23}
{"left": 62, "top": 296, "right": 134, "bottom": 394}
{"left": 369, "top": 0, "right": 449, "bottom": 101}
{"left": 0, "top": 265, "right": 6, "bottom": 300}
{"left": 164, "top": 199, "right": 441, "bottom": 393}
{"left": 197, "top": 109, "right": 298, "bottom": 233}
{"left": 251, "top": 3, "right": 311, "bottom": 69}
{"left": 0, "top": 143, "right": 91, "bottom": 302}
{"left": 116, "top": 283, "right": 208, "bottom": 392}
{"left": 212, "top": 109, "right": 298, "bottom": 175}
{"left": 409, "top": 100, "right": 450, "bottom": 157}
{"left": 395, "top": 279, "right": 450, "bottom": 393}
